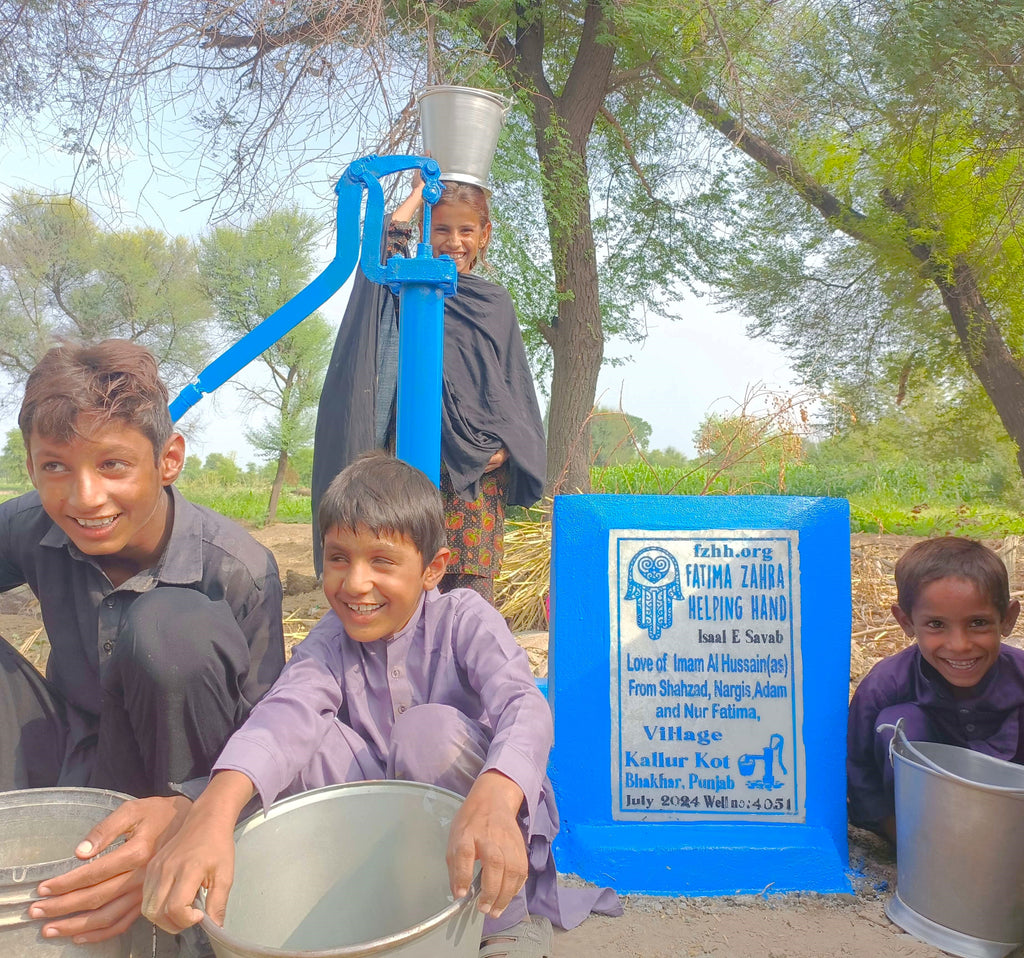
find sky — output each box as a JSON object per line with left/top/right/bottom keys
{"left": 0, "top": 119, "right": 798, "bottom": 464}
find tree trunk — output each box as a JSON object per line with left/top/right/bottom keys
{"left": 540, "top": 179, "right": 605, "bottom": 494}
{"left": 933, "top": 259, "right": 1024, "bottom": 475}
{"left": 508, "top": 0, "right": 616, "bottom": 494}
{"left": 267, "top": 451, "right": 289, "bottom": 524}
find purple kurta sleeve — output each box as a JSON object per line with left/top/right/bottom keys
{"left": 847, "top": 646, "right": 919, "bottom": 827}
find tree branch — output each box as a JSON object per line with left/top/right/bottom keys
{"left": 658, "top": 70, "right": 872, "bottom": 245}
{"left": 599, "top": 106, "right": 655, "bottom": 199}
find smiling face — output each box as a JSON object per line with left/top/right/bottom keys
{"left": 26, "top": 414, "right": 184, "bottom": 584}
{"left": 892, "top": 575, "right": 1020, "bottom": 697}
{"left": 429, "top": 199, "right": 491, "bottom": 274}
{"left": 322, "top": 523, "right": 448, "bottom": 643}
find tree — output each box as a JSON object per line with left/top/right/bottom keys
{"left": 0, "top": 428, "right": 27, "bottom": 485}
{"left": 590, "top": 406, "right": 651, "bottom": 467}
{"left": 0, "top": 192, "right": 211, "bottom": 395}
{"left": 202, "top": 452, "right": 241, "bottom": 486}
{"left": 652, "top": 1, "right": 1024, "bottom": 476}
{"left": 199, "top": 209, "right": 332, "bottom": 522}
{"left": 0, "top": 2, "right": 725, "bottom": 494}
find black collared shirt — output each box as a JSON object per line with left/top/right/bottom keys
{"left": 0, "top": 485, "right": 285, "bottom": 725}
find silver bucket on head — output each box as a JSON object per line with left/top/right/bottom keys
{"left": 200, "top": 781, "right": 484, "bottom": 958}
{"left": 886, "top": 720, "right": 1024, "bottom": 958}
{"left": 417, "top": 86, "right": 511, "bottom": 191}
{"left": 0, "top": 787, "right": 134, "bottom": 958}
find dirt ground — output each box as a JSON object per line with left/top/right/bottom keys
{"left": 4, "top": 525, "right": 1022, "bottom": 957}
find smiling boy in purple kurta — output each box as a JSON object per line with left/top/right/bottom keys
{"left": 848, "top": 537, "right": 1024, "bottom": 842}
{"left": 142, "top": 452, "right": 619, "bottom": 958}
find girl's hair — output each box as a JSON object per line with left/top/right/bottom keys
{"left": 436, "top": 181, "right": 491, "bottom": 226}
{"left": 895, "top": 536, "right": 1011, "bottom": 618}
{"left": 19, "top": 340, "right": 173, "bottom": 462}
{"left": 318, "top": 451, "right": 446, "bottom": 565}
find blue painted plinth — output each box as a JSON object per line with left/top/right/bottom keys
{"left": 549, "top": 494, "right": 852, "bottom": 895}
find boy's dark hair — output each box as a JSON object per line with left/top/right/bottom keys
{"left": 318, "top": 452, "right": 446, "bottom": 564}
{"left": 19, "top": 340, "right": 173, "bottom": 462}
{"left": 895, "top": 537, "right": 1011, "bottom": 618}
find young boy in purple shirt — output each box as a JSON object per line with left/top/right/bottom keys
{"left": 0, "top": 340, "right": 285, "bottom": 947}
{"left": 847, "top": 537, "right": 1024, "bottom": 841}
{"left": 142, "top": 452, "right": 618, "bottom": 957}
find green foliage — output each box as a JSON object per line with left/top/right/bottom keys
{"left": 694, "top": 0, "right": 1024, "bottom": 463}
{"left": 0, "top": 192, "right": 211, "bottom": 393}
{"left": 198, "top": 208, "right": 332, "bottom": 520}
{"left": 200, "top": 452, "right": 242, "bottom": 486}
{"left": 0, "top": 428, "right": 28, "bottom": 485}
{"left": 644, "top": 447, "right": 690, "bottom": 469}
{"left": 178, "top": 481, "right": 312, "bottom": 526}
{"left": 589, "top": 406, "right": 652, "bottom": 467}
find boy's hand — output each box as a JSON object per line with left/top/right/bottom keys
{"left": 29, "top": 795, "right": 191, "bottom": 945}
{"left": 141, "top": 769, "right": 255, "bottom": 934}
{"left": 447, "top": 770, "right": 527, "bottom": 918}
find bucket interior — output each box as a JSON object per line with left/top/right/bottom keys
{"left": 215, "top": 782, "right": 479, "bottom": 954}
{"left": 0, "top": 788, "right": 129, "bottom": 881}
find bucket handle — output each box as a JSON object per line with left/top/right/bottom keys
{"left": 884, "top": 719, "right": 1024, "bottom": 795}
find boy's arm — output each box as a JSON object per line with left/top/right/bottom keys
{"left": 142, "top": 770, "right": 256, "bottom": 933}
{"left": 846, "top": 672, "right": 899, "bottom": 835}
{"left": 447, "top": 770, "right": 528, "bottom": 918}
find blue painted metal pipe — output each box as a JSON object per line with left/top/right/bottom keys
{"left": 168, "top": 154, "right": 458, "bottom": 485}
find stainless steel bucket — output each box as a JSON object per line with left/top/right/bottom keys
{"left": 887, "top": 722, "right": 1024, "bottom": 958}
{"left": 0, "top": 787, "right": 133, "bottom": 958}
{"left": 417, "top": 86, "right": 511, "bottom": 191}
{"left": 201, "top": 781, "right": 484, "bottom": 958}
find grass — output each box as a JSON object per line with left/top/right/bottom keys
{"left": 4, "top": 454, "right": 1024, "bottom": 538}
{"left": 179, "top": 483, "right": 312, "bottom": 525}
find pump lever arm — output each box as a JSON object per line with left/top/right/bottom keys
{"left": 167, "top": 155, "right": 445, "bottom": 422}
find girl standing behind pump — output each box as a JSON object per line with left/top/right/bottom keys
{"left": 311, "top": 174, "right": 546, "bottom": 604}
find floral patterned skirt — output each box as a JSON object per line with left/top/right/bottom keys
{"left": 439, "top": 463, "right": 508, "bottom": 602}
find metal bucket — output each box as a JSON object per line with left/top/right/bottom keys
{"left": 417, "top": 86, "right": 511, "bottom": 191}
{"left": 887, "top": 722, "right": 1024, "bottom": 958}
{"left": 201, "top": 781, "right": 484, "bottom": 958}
{"left": 0, "top": 787, "right": 133, "bottom": 958}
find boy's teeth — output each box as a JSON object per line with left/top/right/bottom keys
{"left": 348, "top": 603, "right": 382, "bottom": 613}
{"left": 945, "top": 659, "right": 978, "bottom": 670}
{"left": 76, "top": 516, "right": 116, "bottom": 528}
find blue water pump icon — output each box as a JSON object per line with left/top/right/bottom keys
{"left": 738, "top": 734, "right": 787, "bottom": 790}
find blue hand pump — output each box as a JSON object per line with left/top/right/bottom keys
{"left": 168, "top": 155, "right": 458, "bottom": 485}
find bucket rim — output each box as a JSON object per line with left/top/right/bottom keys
{"left": 0, "top": 787, "right": 133, "bottom": 881}
{"left": 889, "top": 722, "right": 1024, "bottom": 797}
{"left": 200, "top": 780, "right": 484, "bottom": 958}
{"left": 415, "top": 84, "right": 511, "bottom": 111}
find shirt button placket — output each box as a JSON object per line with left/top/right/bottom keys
{"left": 99, "top": 593, "right": 118, "bottom": 659}
{"left": 388, "top": 662, "right": 410, "bottom": 719}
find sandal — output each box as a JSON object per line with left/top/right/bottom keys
{"left": 479, "top": 915, "right": 553, "bottom": 958}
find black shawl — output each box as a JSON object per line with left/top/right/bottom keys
{"left": 311, "top": 251, "right": 546, "bottom": 569}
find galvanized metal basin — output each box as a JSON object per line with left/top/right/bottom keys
{"left": 201, "top": 781, "right": 483, "bottom": 958}
{"left": 417, "top": 86, "right": 510, "bottom": 192}
{"left": 887, "top": 723, "right": 1024, "bottom": 958}
{"left": 0, "top": 787, "right": 133, "bottom": 958}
